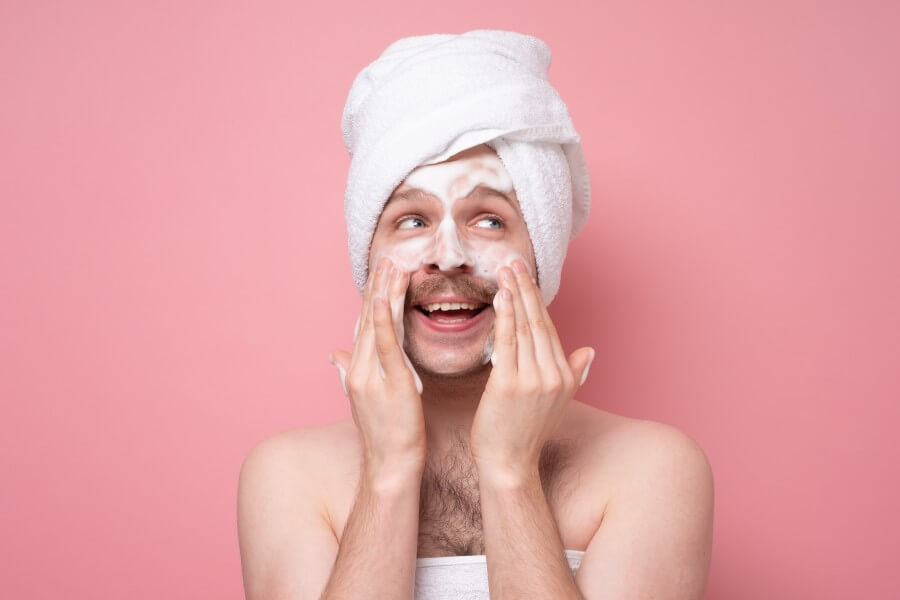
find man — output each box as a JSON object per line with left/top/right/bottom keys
{"left": 238, "top": 31, "right": 713, "bottom": 600}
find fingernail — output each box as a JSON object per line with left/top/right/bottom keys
{"left": 579, "top": 349, "right": 596, "bottom": 386}
{"left": 513, "top": 260, "right": 526, "bottom": 274}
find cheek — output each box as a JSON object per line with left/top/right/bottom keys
{"left": 372, "top": 237, "right": 433, "bottom": 273}
{"left": 467, "top": 240, "right": 530, "bottom": 282}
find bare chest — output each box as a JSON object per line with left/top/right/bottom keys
{"left": 328, "top": 432, "right": 606, "bottom": 558}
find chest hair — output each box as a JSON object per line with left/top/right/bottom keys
{"left": 416, "top": 428, "right": 578, "bottom": 557}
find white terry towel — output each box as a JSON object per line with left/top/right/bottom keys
{"left": 341, "top": 29, "right": 591, "bottom": 304}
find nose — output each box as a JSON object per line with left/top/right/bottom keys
{"left": 425, "top": 220, "right": 473, "bottom": 273}
{"left": 422, "top": 261, "right": 472, "bottom": 278}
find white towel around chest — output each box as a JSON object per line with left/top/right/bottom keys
{"left": 414, "top": 549, "right": 584, "bottom": 600}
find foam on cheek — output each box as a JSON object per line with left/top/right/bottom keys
{"left": 470, "top": 245, "right": 533, "bottom": 281}
{"left": 372, "top": 236, "right": 432, "bottom": 273}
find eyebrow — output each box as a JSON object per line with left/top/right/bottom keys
{"left": 387, "top": 184, "right": 518, "bottom": 211}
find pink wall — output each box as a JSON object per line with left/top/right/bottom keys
{"left": 2, "top": 1, "right": 898, "bottom": 598}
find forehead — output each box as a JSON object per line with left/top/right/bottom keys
{"left": 387, "top": 184, "right": 520, "bottom": 212}
{"left": 388, "top": 145, "right": 519, "bottom": 211}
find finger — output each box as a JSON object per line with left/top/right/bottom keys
{"left": 386, "top": 265, "right": 424, "bottom": 393}
{"left": 372, "top": 294, "right": 415, "bottom": 381}
{"left": 514, "top": 260, "right": 571, "bottom": 377}
{"left": 368, "top": 262, "right": 397, "bottom": 377}
{"left": 511, "top": 259, "right": 561, "bottom": 374}
{"left": 351, "top": 256, "right": 391, "bottom": 368}
{"left": 568, "top": 347, "right": 596, "bottom": 387}
{"left": 388, "top": 261, "right": 410, "bottom": 346}
{"left": 329, "top": 350, "right": 351, "bottom": 397}
{"left": 352, "top": 261, "right": 377, "bottom": 348}
{"left": 490, "top": 286, "right": 517, "bottom": 372}
{"left": 501, "top": 265, "right": 537, "bottom": 375}
{"left": 402, "top": 351, "right": 424, "bottom": 394}
{"left": 359, "top": 260, "right": 381, "bottom": 331}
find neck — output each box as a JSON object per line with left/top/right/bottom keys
{"left": 418, "top": 363, "right": 491, "bottom": 457}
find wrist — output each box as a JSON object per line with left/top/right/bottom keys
{"left": 474, "top": 457, "right": 540, "bottom": 490}
{"left": 363, "top": 455, "right": 425, "bottom": 494}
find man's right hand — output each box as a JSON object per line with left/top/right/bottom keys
{"left": 330, "top": 257, "right": 426, "bottom": 483}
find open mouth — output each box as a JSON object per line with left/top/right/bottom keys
{"left": 414, "top": 301, "right": 489, "bottom": 324}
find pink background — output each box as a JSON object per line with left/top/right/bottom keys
{"left": 2, "top": 1, "right": 898, "bottom": 598}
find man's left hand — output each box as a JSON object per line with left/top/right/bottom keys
{"left": 470, "top": 258, "right": 595, "bottom": 482}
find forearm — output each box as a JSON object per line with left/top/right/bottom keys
{"left": 320, "top": 464, "right": 423, "bottom": 600}
{"left": 478, "top": 466, "right": 584, "bottom": 600}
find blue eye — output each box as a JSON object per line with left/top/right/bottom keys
{"left": 475, "top": 216, "right": 503, "bottom": 229}
{"left": 398, "top": 216, "right": 426, "bottom": 229}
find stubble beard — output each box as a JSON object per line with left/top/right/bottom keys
{"left": 402, "top": 314, "right": 495, "bottom": 380}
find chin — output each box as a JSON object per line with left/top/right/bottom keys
{"left": 414, "top": 358, "right": 489, "bottom": 379}
{"left": 402, "top": 308, "right": 495, "bottom": 379}
{"left": 404, "top": 337, "right": 493, "bottom": 379}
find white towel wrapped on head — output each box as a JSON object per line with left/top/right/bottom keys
{"left": 341, "top": 29, "right": 591, "bottom": 305}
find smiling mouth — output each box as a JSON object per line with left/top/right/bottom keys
{"left": 414, "top": 302, "right": 489, "bottom": 323}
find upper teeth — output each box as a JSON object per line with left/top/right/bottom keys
{"left": 422, "top": 302, "right": 481, "bottom": 312}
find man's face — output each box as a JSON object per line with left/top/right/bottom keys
{"left": 369, "top": 143, "right": 536, "bottom": 377}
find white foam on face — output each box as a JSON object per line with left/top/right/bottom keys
{"left": 372, "top": 152, "right": 531, "bottom": 283}
{"left": 372, "top": 152, "right": 531, "bottom": 368}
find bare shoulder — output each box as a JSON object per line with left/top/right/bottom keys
{"left": 564, "top": 404, "right": 715, "bottom": 596}
{"left": 242, "top": 419, "right": 359, "bottom": 463}
{"left": 237, "top": 420, "right": 360, "bottom": 600}
{"left": 239, "top": 419, "right": 361, "bottom": 510}
{"left": 247, "top": 419, "right": 364, "bottom": 511}
{"left": 563, "top": 401, "right": 714, "bottom": 499}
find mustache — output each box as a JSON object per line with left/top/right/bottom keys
{"left": 406, "top": 275, "right": 499, "bottom": 307}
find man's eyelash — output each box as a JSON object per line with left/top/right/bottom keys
{"left": 396, "top": 215, "right": 427, "bottom": 227}
{"left": 478, "top": 214, "right": 504, "bottom": 227}
{"left": 394, "top": 214, "right": 504, "bottom": 228}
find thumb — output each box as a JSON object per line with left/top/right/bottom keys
{"left": 329, "top": 350, "right": 351, "bottom": 396}
{"left": 567, "top": 347, "right": 596, "bottom": 387}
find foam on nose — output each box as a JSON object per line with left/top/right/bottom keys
{"left": 431, "top": 218, "right": 471, "bottom": 270}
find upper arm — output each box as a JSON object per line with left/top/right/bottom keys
{"left": 237, "top": 431, "right": 340, "bottom": 600}
{"left": 575, "top": 423, "right": 715, "bottom": 600}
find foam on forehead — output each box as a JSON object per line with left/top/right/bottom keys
{"left": 403, "top": 151, "right": 514, "bottom": 206}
